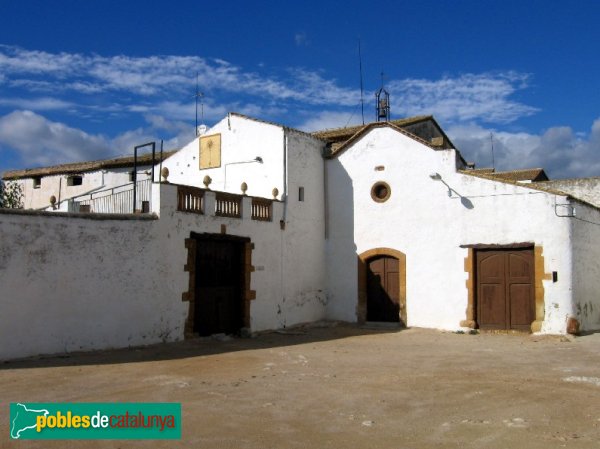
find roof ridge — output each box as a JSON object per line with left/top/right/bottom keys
{"left": 4, "top": 149, "right": 177, "bottom": 180}
{"left": 312, "top": 115, "right": 432, "bottom": 136}
{"left": 228, "top": 112, "right": 321, "bottom": 140}
{"left": 327, "top": 121, "right": 443, "bottom": 158}
{"left": 492, "top": 167, "right": 545, "bottom": 174}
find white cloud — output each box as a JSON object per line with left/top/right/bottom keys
{"left": 448, "top": 119, "right": 600, "bottom": 179}
{"left": 0, "top": 110, "right": 196, "bottom": 168}
{"left": 0, "top": 110, "right": 112, "bottom": 167}
{"left": 389, "top": 72, "right": 538, "bottom": 124}
{"left": 0, "top": 45, "right": 360, "bottom": 107}
{"left": 0, "top": 45, "right": 541, "bottom": 128}
{"left": 0, "top": 97, "right": 73, "bottom": 111}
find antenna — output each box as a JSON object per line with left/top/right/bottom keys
{"left": 358, "top": 38, "right": 365, "bottom": 125}
{"left": 490, "top": 132, "right": 496, "bottom": 170}
{"left": 194, "top": 73, "right": 204, "bottom": 136}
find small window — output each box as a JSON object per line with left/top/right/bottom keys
{"left": 298, "top": 186, "right": 305, "bottom": 202}
{"left": 371, "top": 181, "right": 391, "bottom": 203}
{"left": 67, "top": 175, "right": 83, "bottom": 186}
{"left": 33, "top": 177, "right": 41, "bottom": 189}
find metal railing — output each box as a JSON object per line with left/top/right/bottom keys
{"left": 72, "top": 179, "right": 152, "bottom": 214}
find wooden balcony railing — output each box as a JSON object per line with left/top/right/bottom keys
{"left": 177, "top": 186, "right": 204, "bottom": 214}
{"left": 251, "top": 198, "right": 272, "bottom": 221}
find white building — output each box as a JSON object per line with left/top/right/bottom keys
{"left": 3, "top": 150, "right": 174, "bottom": 212}
{"left": 2, "top": 112, "right": 600, "bottom": 360}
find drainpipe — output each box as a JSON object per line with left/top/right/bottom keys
{"left": 281, "top": 130, "right": 288, "bottom": 229}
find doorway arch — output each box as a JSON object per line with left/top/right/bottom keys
{"left": 357, "top": 248, "right": 407, "bottom": 325}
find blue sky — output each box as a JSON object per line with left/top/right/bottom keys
{"left": 0, "top": 0, "right": 599, "bottom": 178}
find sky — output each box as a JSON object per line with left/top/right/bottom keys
{"left": 0, "top": 0, "right": 599, "bottom": 179}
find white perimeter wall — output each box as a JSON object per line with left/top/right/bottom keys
{"left": 0, "top": 209, "right": 187, "bottom": 360}
{"left": 0, "top": 178, "right": 328, "bottom": 360}
{"left": 326, "top": 126, "right": 574, "bottom": 333}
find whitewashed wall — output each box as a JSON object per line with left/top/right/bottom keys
{"left": 277, "top": 130, "right": 328, "bottom": 326}
{"left": 154, "top": 182, "right": 327, "bottom": 332}
{"left": 326, "top": 126, "right": 575, "bottom": 333}
{"left": 0, "top": 209, "right": 186, "bottom": 360}
{"left": 13, "top": 168, "right": 152, "bottom": 211}
{"left": 162, "top": 114, "right": 286, "bottom": 199}
{"left": 158, "top": 114, "right": 329, "bottom": 328}
{"left": 0, "top": 179, "right": 328, "bottom": 360}
{"left": 570, "top": 202, "right": 600, "bottom": 331}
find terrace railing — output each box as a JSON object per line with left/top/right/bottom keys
{"left": 175, "top": 186, "right": 273, "bottom": 222}
{"left": 72, "top": 179, "right": 152, "bottom": 214}
{"left": 215, "top": 192, "right": 242, "bottom": 218}
{"left": 177, "top": 186, "right": 204, "bottom": 214}
{"left": 251, "top": 198, "right": 272, "bottom": 221}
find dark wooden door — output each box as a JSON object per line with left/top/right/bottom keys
{"left": 367, "top": 256, "right": 400, "bottom": 322}
{"left": 476, "top": 249, "right": 534, "bottom": 331}
{"left": 194, "top": 239, "right": 243, "bottom": 336}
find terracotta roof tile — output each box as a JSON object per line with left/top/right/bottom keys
{"left": 312, "top": 115, "right": 432, "bottom": 143}
{"left": 490, "top": 168, "right": 549, "bottom": 182}
{"left": 3, "top": 150, "right": 177, "bottom": 180}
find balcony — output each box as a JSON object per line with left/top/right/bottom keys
{"left": 175, "top": 185, "right": 274, "bottom": 222}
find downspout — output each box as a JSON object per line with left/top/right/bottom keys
{"left": 281, "top": 130, "right": 288, "bottom": 229}
{"left": 279, "top": 128, "right": 289, "bottom": 328}
{"left": 323, "top": 148, "right": 328, "bottom": 239}
{"left": 57, "top": 177, "right": 62, "bottom": 210}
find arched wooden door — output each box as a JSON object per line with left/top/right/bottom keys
{"left": 366, "top": 255, "right": 400, "bottom": 322}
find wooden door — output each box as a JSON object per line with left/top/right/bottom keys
{"left": 367, "top": 256, "right": 400, "bottom": 322}
{"left": 194, "top": 238, "right": 243, "bottom": 336}
{"left": 476, "top": 249, "right": 534, "bottom": 330}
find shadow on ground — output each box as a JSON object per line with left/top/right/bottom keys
{"left": 1, "top": 322, "right": 404, "bottom": 370}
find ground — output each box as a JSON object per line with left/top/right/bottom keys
{"left": 2, "top": 324, "right": 600, "bottom": 448}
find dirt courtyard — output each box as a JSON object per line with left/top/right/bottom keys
{"left": 2, "top": 324, "right": 600, "bottom": 448}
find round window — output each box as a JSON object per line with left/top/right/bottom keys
{"left": 371, "top": 181, "right": 391, "bottom": 203}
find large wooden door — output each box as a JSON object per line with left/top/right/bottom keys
{"left": 194, "top": 238, "right": 243, "bottom": 336}
{"left": 476, "top": 248, "right": 534, "bottom": 331}
{"left": 367, "top": 256, "right": 400, "bottom": 322}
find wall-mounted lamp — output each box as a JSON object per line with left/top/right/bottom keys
{"left": 224, "top": 156, "right": 264, "bottom": 189}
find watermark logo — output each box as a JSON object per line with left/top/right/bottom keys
{"left": 10, "top": 403, "right": 181, "bottom": 440}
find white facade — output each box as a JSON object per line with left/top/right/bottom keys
{"left": 11, "top": 166, "right": 153, "bottom": 211}
{"left": 2, "top": 113, "right": 600, "bottom": 360}
{"left": 325, "top": 126, "right": 584, "bottom": 333}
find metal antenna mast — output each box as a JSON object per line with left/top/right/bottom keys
{"left": 358, "top": 38, "right": 365, "bottom": 125}
{"left": 194, "top": 73, "right": 204, "bottom": 136}
{"left": 490, "top": 132, "right": 496, "bottom": 170}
